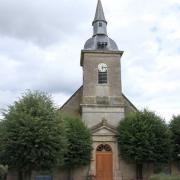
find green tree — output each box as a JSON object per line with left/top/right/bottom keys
{"left": 0, "top": 91, "right": 66, "bottom": 180}
{"left": 63, "top": 116, "right": 92, "bottom": 180}
{"left": 169, "top": 115, "right": 180, "bottom": 162}
{"left": 0, "top": 164, "right": 8, "bottom": 180}
{"left": 117, "top": 109, "right": 171, "bottom": 180}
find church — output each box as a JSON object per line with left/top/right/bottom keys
{"left": 6, "top": 1, "right": 180, "bottom": 180}
{"left": 59, "top": 0, "right": 154, "bottom": 180}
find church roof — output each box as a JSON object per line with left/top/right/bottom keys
{"left": 93, "top": 0, "right": 107, "bottom": 24}
{"left": 59, "top": 86, "right": 137, "bottom": 118}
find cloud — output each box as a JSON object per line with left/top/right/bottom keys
{"left": 0, "top": 36, "right": 82, "bottom": 93}
{"left": 0, "top": 0, "right": 179, "bottom": 120}
{"left": 0, "top": 0, "right": 94, "bottom": 46}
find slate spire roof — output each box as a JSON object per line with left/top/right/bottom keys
{"left": 93, "top": 0, "right": 107, "bottom": 24}
{"left": 83, "top": 0, "right": 119, "bottom": 51}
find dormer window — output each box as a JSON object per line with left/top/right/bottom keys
{"left": 97, "top": 42, "right": 108, "bottom": 49}
{"left": 98, "top": 63, "right": 108, "bottom": 84}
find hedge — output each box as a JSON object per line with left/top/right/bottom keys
{"left": 150, "top": 174, "right": 180, "bottom": 180}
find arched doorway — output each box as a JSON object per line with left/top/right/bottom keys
{"left": 96, "top": 144, "right": 113, "bottom": 180}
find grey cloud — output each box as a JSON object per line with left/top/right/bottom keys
{"left": 0, "top": 0, "right": 180, "bottom": 121}
{"left": 0, "top": 59, "right": 82, "bottom": 95}
{"left": 0, "top": 35, "right": 82, "bottom": 94}
{"left": 0, "top": 0, "right": 94, "bottom": 46}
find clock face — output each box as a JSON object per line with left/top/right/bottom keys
{"left": 98, "top": 63, "right": 108, "bottom": 72}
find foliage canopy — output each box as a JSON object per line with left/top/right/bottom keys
{"left": 0, "top": 91, "right": 66, "bottom": 176}
{"left": 117, "top": 109, "right": 171, "bottom": 163}
{"left": 63, "top": 116, "right": 92, "bottom": 168}
{"left": 169, "top": 115, "right": 180, "bottom": 162}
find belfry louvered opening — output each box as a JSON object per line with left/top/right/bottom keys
{"left": 98, "top": 71, "right": 107, "bottom": 84}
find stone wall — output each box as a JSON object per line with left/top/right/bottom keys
{"left": 60, "top": 86, "right": 82, "bottom": 118}
{"left": 171, "top": 162, "right": 180, "bottom": 176}
{"left": 82, "top": 106, "right": 125, "bottom": 127}
{"left": 82, "top": 51, "right": 122, "bottom": 105}
{"left": 7, "top": 162, "right": 180, "bottom": 180}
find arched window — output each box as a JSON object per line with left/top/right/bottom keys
{"left": 96, "top": 144, "right": 112, "bottom": 152}
{"left": 98, "top": 63, "right": 108, "bottom": 84}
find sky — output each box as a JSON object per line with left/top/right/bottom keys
{"left": 0, "top": 0, "right": 180, "bottom": 121}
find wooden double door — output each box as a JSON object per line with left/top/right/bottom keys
{"left": 96, "top": 144, "right": 113, "bottom": 180}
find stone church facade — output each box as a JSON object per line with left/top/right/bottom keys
{"left": 59, "top": 1, "right": 154, "bottom": 180}
{"left": 6, "top": 1, "right": 180, "bottom": 180}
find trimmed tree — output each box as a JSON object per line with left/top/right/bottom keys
{"left": 0, "top": 165, "right": 8, "bottom": 180}
{"left": 0, "top": 122, "right": 8, "bottom": 180}
{"left": 169, "top": 115, "right": 180, "bottom": 162}
{"left": 0, "top": 91, "right": 66, "bottom": 180}
{"left": 117, "top": 109, "right": 171, "bottom": 180}
{"left": 63, "top": 116, "right": 92, "bottom": 180}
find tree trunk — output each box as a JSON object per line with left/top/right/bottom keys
{"left": 24, "top": 170, "right": 31, "bottom": 180}
{"left": 18, "top": 170, "right": 23, "bottom": 180}
{"left": 136, "top": 163, "right": 143, "bottom": 180}
{"left": 68, "top": 168, "right": 72, "bottom": 180}
{"left": 4, "top": 174, "right": 7, "bottom": 180}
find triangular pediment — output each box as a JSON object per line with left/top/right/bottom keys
{"left": 92, "top": 126, "right": 117, "bottom": 136}
{"left": 91, "top": 119, "right": 118, "bottom": 136}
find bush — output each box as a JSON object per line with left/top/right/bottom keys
{"left": 150, "top": 174, "right": 180, "bottom": 180}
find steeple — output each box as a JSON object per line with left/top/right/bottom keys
{"left": 93, "top": 0, "right": 107, "bottom": 24}
{"left": 92, "top": 0, "right": 107, "bottom": 36}
{"left": 83, "top": 0, "right": 118, "bottom": 51}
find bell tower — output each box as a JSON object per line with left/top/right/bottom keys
{"left": 60, "top": 1, "right": 137, "bottom": 179}
{"left": 80, "top": 0, "right": 124, "bottom": 128}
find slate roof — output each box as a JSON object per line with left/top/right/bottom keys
{"left": 93, "top": 0, "right": 107, "bottom": 24}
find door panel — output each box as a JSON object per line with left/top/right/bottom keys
{"left": 96, "top": 152, "right": 112, "bottom": 180}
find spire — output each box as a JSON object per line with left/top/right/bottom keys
{"left": 83, "top": 0, "right": 119, "bottom": 51}
{"left": 93, "top": 0, "right": 107, "bottom": 25}
{"left": 92, "top": 0, "right": 107, "bottom": 36}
